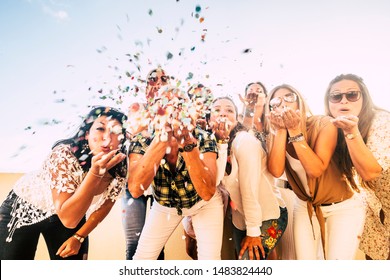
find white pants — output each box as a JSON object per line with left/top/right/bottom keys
{"left": 294, "top": 194, "right": 366, "bottom": 260}
{"left": 133, "top": 189, "right": 224, "bottom": 260}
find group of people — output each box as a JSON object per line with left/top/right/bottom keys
{"left": 0, "top": 67, "right": 388, "bottom": 261}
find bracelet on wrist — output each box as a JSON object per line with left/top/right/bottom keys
{"left": 344, "top": 132, "right": 359, "bottom": 140}
{"left": 288, "top": 132, "right": 305, "bottom": 144}
{"left": 72, "top": 233, "right": 85, "bottom": 243}
{"left": 253, "top": 130, "right": 267, "bottom": 143}
{"left": 90, "top": 170, "right": 104, "bottom": 178}
{"left": 178, "top": 141, "right": 197, "bottom": 153}
{"left": 218, "top": 137, "right": 230, "bottom": 144}
{"left": 244, "top": 107, "right": 254, "bottom": 117}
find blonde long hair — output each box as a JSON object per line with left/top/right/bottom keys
{"left": 263, "top": 84, "right": 313, "bottom": 151}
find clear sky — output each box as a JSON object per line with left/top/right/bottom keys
{"left": 1, "top": 0, "right": 390, "bottom": 172}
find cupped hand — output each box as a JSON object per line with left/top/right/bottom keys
{"left": 268, "top": 111, "right": 286, "bottom": 131}
{"left": 281, "top": 107, "right": 301, "bottom": 130}
{"left": 330, "top": 115, "right": 359, "bottom": 134}
{"left": 91, "top": 149, "right": 126, "bottom": 176}
{"left": 172, "top": 123, "right": 196, "bottom": 148}
{"left": 210, "top": 117, "right": 232, "bottom": 142}
{"left": 239, "top": 92, "right": 258, "bottom": 109}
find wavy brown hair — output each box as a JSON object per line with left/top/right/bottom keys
{"left": 324, "top": 73, "right": 385, "bottom": 190}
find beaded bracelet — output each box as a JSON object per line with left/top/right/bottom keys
{"left": 288, "top": 133, "right": 305, "bottom": 144}
{"left": 253, "top": 130, "right": 267, "bottom": 143}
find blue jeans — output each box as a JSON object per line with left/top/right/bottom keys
{"left": 0, "top": 190, "right": 88, "bottom": 260}
{"left": 121, "top": 188, "right": 164, "bottom": 260}
{"left": 233, "top": 207, "right": 288, "bottom": 260}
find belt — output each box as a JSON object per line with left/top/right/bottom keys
{"left": 320, "top": 201, "right": 342, "bottom": 207}
{"left": 275, "top": 179, "right": 292, "bottom": 190}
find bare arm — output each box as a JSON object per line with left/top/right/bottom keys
{"left": 56, "top": 199, "right": 115, "bottom": 258}
{"left": 128, "top": 137, "right": 168, "bottom": 198}
{"left": 215, "top": 143, "right": 228, "bottom": 185}
{"left": 52, "top": 149, "right": 126, "bottom": 228}
{"left": 286, "top": 112, "right": 337, "bottom": 179}
{"left": 267, "top": 112, "right": 288, "bottom": 178}
{"left": 331, "top": 115, "right": 382, "bottom": 181}
{"left": 288, "top": 124, "right": 337, "bottom": 179}
{"left": 181, "top": 149, "right": 217, "bottom": 201}
{"left": 240, "top": 92, "right": 265, "bottom": 131}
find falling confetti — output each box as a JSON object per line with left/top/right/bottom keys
{"left": 166, "top": 52, "right": 173, "bottom": 60}
{"left": 186, "top": 72, "right": 194, "bottom": 80}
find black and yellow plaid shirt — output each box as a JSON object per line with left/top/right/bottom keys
{"left": 129, "top": 128, "right": 218, "bottom": 214}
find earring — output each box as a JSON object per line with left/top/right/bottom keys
{"left": 81, "top": 142, "right": 90, "bottom": 154}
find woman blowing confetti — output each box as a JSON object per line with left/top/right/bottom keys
{"left": 0, "top": 106, "right": 128, "bottom": 260}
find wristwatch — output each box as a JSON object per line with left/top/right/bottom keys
{"left": 179, "top": 142, "right": 197, "bottom": 153}
{"left": 345, "top": 133, "right": 358, "bottom": 140}
{"left": 73, "top": 233, "right": 85, "bottom": 243}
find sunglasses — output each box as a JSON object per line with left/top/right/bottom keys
{"left": 269, "top": 92, "right": 297, "bottom": 109}
{"left": 148, "top": 75, "right": 170, "bottom": 84}
{"left": 328, "top": 91, "right": 361, "bottom": 103}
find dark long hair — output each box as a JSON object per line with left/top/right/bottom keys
{"left": 211, "top": 96, "right": 247, "bottom": 160}
{"left": 245, "top": 81, "right": 268, "bottom": 96}
{"left": 324, "top": 74, "right": 383, "bottom": 190}
{"left": 53, "top": 106, "right": 128, "bottom": 178}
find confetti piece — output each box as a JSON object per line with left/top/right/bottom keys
{"left": 186, "top": 72, "right": 194, "bottom": 80}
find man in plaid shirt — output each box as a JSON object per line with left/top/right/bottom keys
{"left": 127, "top": 86, "right": 224, "bottom": 260}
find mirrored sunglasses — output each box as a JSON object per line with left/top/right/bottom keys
{"left": 269, "top": 92, "right": 297, "bottom": 109}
